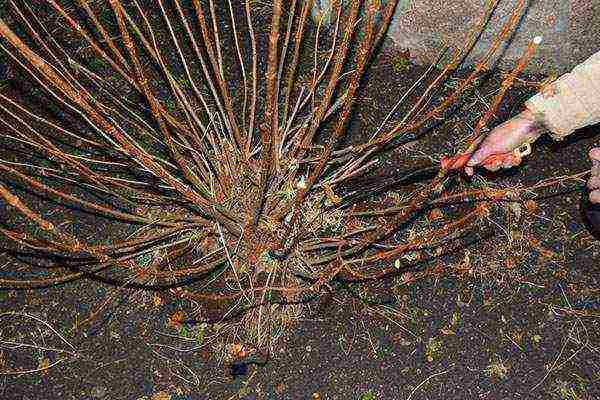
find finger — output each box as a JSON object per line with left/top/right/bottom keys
{"left": 502, "top": 154, "right": 521, "bottom": 169}
{"left": 589, "top": 147, "right": 600, "bottom": 162}
{"left": 590, "top": 147, "right": 600, "bottom": 176}
{"left": 484, "top": 160, "right": 502, "bottom": 172}
{"left": 465, "top": 166, "right": 474, "bottom": 176}
{"left": 466, "top": 148, "right": 492, "bottom": 167}
{"left": 590, "top": 189, "right": 600, "bottom": 204}
{"left": 588, "top": 175, "right": 600, "bottom": 190}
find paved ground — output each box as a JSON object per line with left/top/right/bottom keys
{"left": 314, "top": 0, "right": 600, "bottom": 73}
{"left": 2, "top": 3, "right": 600, "bottom": 399}
{"left": 3, "top": 59, "right": 600, "bottom": 400}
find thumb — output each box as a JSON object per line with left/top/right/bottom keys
{"left": 466, "top": 147, "right": 492, "bottom": 167}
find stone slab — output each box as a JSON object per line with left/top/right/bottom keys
{"left": 312, "top": 0, "right": 600, "bottom": 73}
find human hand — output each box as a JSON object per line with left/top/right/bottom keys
{"left": 465, "top": 110, "right": 544, "bottom": 176}
{"left": 588, "top": 147, "right": 600, "bottom": 204}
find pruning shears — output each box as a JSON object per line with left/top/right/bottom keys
{"left": 342, "top": 143, "right": 532, "bottom": 203}
{"left": 440, "top": 140, "right": 533, "bottom": 173}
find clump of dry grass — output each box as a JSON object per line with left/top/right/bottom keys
{"left": 0, "top": 0, "right": 558, "bottom": 352}
{"left": 484, "top": 355, "right": 510, "bottom": 380}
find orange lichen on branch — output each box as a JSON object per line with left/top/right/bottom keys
{"left": 348, "top": 206, "right": 482, "bottom": 279}
{"left": 0, "top": 183, "right": 54, "bottom": 231}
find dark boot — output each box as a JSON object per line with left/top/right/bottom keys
{"left": 582, "top": 147, "right": 600, "bottom": 239}
{"left": 582, "top": 188, "right": 600, "bottom": 240}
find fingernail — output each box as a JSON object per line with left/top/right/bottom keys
{"left": 503, "top": 160, "right": 516, "bottom": 169}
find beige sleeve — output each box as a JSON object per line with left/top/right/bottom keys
{"left": 525, "top": 50, "right": 600, "bottom": 141}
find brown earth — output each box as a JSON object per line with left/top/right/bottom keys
{"left": 1, "top": 4, "right": 599, "bottom": 400}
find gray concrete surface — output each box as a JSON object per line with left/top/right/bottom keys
{"left": 313, "top": 0, "right": 600, "bottom": 73}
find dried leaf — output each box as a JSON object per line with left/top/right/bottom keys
{"left": 511, "top": 330, "right": 524, "bottom": 345}
{"left": 524, "top": 199, "right": 538, "bottom": 213}
{"left": 400, "top": 271, "right": 412, "bottom": 284}
{"left": 427, "top": 208, "right": 443, "bottom": 221}
{"left": 451, "top": 312, "right": 460, "bottom": 326}
{"left": 151, "top": 294, "right": 162, "bottom": 307}
{"left": 323, "top": 184, "right": 341, "bottom": 205}
{"left": 401, "top": 251, "right": 420, "bottom": 262}
{"left": 151, "top": 392, "right": 171, "bottom": 400}
{"left": 167, "top": 310, "right": 185, "bottom": 330}
{"left": 440, "top": 327, "right": 455, "bottom": 336}
{"left": 38, "top": 357, "right": 49, "bottom": 375}
{"left": 509, "top": 201, "right": 522, "bottom": 219}
{"left": 230, "top": 343, "right": 246, "bottom": 358}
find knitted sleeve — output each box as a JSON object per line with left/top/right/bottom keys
{"left": 525, "top": 50, "right": 600, "bottom": 141}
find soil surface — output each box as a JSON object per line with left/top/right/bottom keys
{"left": 1, "top": 6, "right": 600, "bottom": 400}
